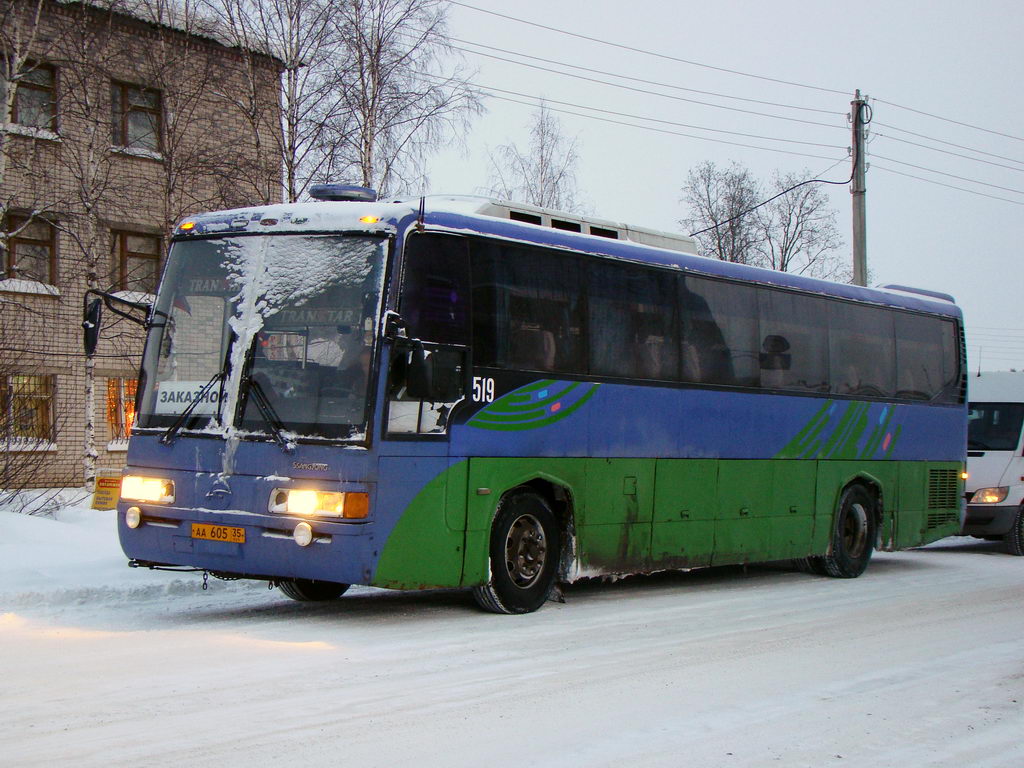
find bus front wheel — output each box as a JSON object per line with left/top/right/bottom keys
{"left": 472, "top": 490, "right": 560, "bottom": 614}
{"left": 820, "top": 484, "right": 876, "bottom": 578}
{"left": 277, "top": 578, "right": 350, "bottom": 601}
{"left": 1005, "top": 506, "right": 1024, "bottom": 556}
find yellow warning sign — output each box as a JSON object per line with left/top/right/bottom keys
{"left": 92, "top": 470, "right": 122, "bottom": 510}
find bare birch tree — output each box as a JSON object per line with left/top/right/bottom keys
{"left": 327, "top": 0, "right": 481, "bottom": 196}
{"left": 679, "top": 161, "right": 761, "bottom": 265}
{"left": 753, "top": 170, "right": 845, "bottom": 280}
{"left": 210, "top": 0, "right": 349, "bottom": 202}
{"left": 486, "top": 102, "right": 582, "bottom": 212}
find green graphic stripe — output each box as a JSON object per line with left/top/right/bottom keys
{"left": 471, "top": 407, "right": 548, "bottom": 423}
{"left": 831, "top": 403, "right": 870, "bottom": 459}
{"left": 776, "top": 401, "right": 834, "bottom": 459}
{"left": 485, "top": 383, "right": 582, "bottom": 414}
{"left": 469, "top": 385, "right": 599, "bottom": 431}
{"left": 884, "top": 425, "right": 902, "bottom": 458}
{"left": 505, "top": 380, "right": 556, "bottom": 400}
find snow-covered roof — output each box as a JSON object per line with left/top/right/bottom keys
{"left": 54, "top": 0, "right": 280, "bottom": 61}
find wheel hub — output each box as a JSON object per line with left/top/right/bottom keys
{"left": 505, "top": 513, "right": 547, "bottom": 589}
{"left": 844, "top": 502, "right": 869, "bottom": 559}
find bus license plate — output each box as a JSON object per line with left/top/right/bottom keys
{"left": 191, "top": 523, "right": 245, "bottom": 544}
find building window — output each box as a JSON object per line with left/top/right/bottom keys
{"left": 4, "top": 216, "right": 56, "bottom": 284}
{"left": 111, "top": 81, "right": 162, "bottom": 152}
{"left": 0, "top": 374, "right": 54, "bottom": 442}
{"left": 113, "top": 231, "right": 161, "bottom": 293}
{"left": 1, "top": 62, "right": 57, "bottom": 131}
{"left": 106, "top": 378, "right": 137, "bottom": 441}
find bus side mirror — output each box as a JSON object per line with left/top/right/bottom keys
{"left": 83, "top": 298, "right": 102, "bottom": 356}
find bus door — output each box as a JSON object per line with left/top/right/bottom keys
{"left": 376, "top": 232, "right": 472, "bottom": 586}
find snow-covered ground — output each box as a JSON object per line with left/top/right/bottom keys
{"left": 2, "top": 499, "right": 1022, "bottom": 767}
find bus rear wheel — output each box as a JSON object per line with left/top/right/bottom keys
{"left": 472, "top": 490, "right": 560, "bottom": 615}
{"left": 1004, "top": 506, "right": 1024, "bottom": 556}
{"left": 821, "top": 484, "right": 876, "bottom": 578}
{"left": 278, "top": 578, "right": 350, "bottom": 601}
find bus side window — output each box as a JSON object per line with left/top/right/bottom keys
{"left": 588, "top": 261, "right": 679, "bottom": 381}
{"left": 399, "top": 233, "right": 470, "bottom": 346}
{"left": 471, "top": 239, "right": 584, "bottom": 374}
{"left": 894, "top": 313, "right": 954, "bottom": 402}
{"left": 758, "top": 290, "right": 829, "bottom": 393}
{"left": 680, "top": 276, "right": 759, "bottom": 387}
{"left": 828, "top": 302, "right": 895, "bottom": 398}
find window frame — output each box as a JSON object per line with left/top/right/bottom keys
{"left": 5, "top": 61, "right": 58, "bottom": 131}
{"left": 106, "top": 377, "right": 138, "bottom": 442}
{"left": 111, "top": 80, "right": 163, "bottom": 153}
{"left": 3, "top": 214, "right": 57, "bottom": 284}
{"left": 112, "top": 229, "right": 162, "bottom": 293}
{"left": 0, "top": 373, "right": 56, "bottom": 445}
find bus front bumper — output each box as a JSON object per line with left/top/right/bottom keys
{"left": 117, "top": 504, "right": 379, "bottom": 586}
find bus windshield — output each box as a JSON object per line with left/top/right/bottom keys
{"left": 968, "top": 402, "right": 1024, "bottom": 452}
{"left": 136, "top": 233, "right": 387, "bottom": 440}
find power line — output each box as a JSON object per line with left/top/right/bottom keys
{"left": 443, "top": 35, "right": 844, "bottom": 116}
{"left": 447, "top": 42, "right": 847, "bottom": 131}
{"left": 871, "top": 154, "right": 1024, "bottom": 196}
{"left": 465, "top": 79, "right": 846, "bottom": 147}
{"left": 871, "top": 164, "right": 1024, "bottom": 206}
{"left": 873, "top": 121, "right": 1024, "bottom": 167}
{"left": 448, "top": 1, "right": 849, "bottom": 97}
{"left": 873, "top": 98, "right": 1024, "bottom": 143}
{"left": 482, "top": 91, "right": 845, "bottom": 163}
{"left": 873, "top": 132, "right": 1024, "bottom": 174}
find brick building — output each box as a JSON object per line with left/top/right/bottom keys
{"left": 0, "top": 0, "right": 282, "bottom": 489}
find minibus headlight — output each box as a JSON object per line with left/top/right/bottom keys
{"left": 271, "top": 489, "right": 369, "bottom": 519}
{"left": 121, "top": 476, "right": 175, "bottom": 504}
{"left": 970, "top": 487, "right": 1009, "bottom": 504}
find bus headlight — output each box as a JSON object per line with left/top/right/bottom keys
{"left": 121, "top": 476, "right": 175, "bottom": 504}
{"left": 271, "top": 489, "right": 369, "bottom": 519}
{"left": 971, "top": 487, "right": 1008, "bottom": 504}
{"left": 125, "top": 506, "right": 142, "bottom": 529}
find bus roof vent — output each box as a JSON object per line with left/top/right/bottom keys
{"left": 309, "top": 184, "right": 378, "bottom": 203}
{"left": 474, "top": 199, "right": 698, "bottom": 255}
{"left": 880, "top": 284, "right": 956, "bottom": 303}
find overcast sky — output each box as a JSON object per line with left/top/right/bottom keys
{"left": 425, "top": 0, "right": 1024, "bottom": 372}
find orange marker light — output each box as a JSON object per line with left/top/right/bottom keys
{"left": 342, "top": 492, "right": 370, "bottom": 519}
{"left": 179, "top": 221, "right": 196, "bottom": 231}
{"left": 359, "top": 215, "right": 381, "bottom": 224}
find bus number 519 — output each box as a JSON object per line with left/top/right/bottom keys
{"left": 472, "top": 376, "right": 495, "bottom": 403}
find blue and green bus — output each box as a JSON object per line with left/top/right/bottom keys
{"left": 106, "top": 187, "right": 966, "bottom": 613}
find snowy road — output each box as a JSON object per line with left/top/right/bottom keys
{"left": 2, "top": 510, "right": 1023, "bottom": 767}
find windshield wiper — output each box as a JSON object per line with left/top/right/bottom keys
{"left": 160, "top": 371, "right": 225, "bottom": 445}
{"left": 243, "top": 375, "right": 293, "bottom": 453}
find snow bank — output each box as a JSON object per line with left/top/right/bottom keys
{"left": 0, "top": 493, "right": 211, "bottom": 607}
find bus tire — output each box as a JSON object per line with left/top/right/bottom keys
{"left": 796, "top": 556, "right": 828, "bottom": 575}
{"left": 821, "top": 484, "right": 876, "bottom": 578}
{"left": 1004, "top": 506, "right": 1024, "bottom": 556}
{"left": 278, "top": 578, "right": 350, "bottom": 601}
{"left": 472, "top": 490, "right": 560, "bottom": 615}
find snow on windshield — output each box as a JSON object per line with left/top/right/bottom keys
{"left": 214, "top": 235, "right": 383, "bottom": 464}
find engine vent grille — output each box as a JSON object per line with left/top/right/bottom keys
{"left": 928, "top": 469, "right": 959, "bottom": 510}
{"left": 927, "top": 510, "right": 960, "bottom": 529}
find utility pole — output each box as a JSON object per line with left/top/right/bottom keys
{"left": 850, "top": 90, "right": 868, "bottom": 286}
